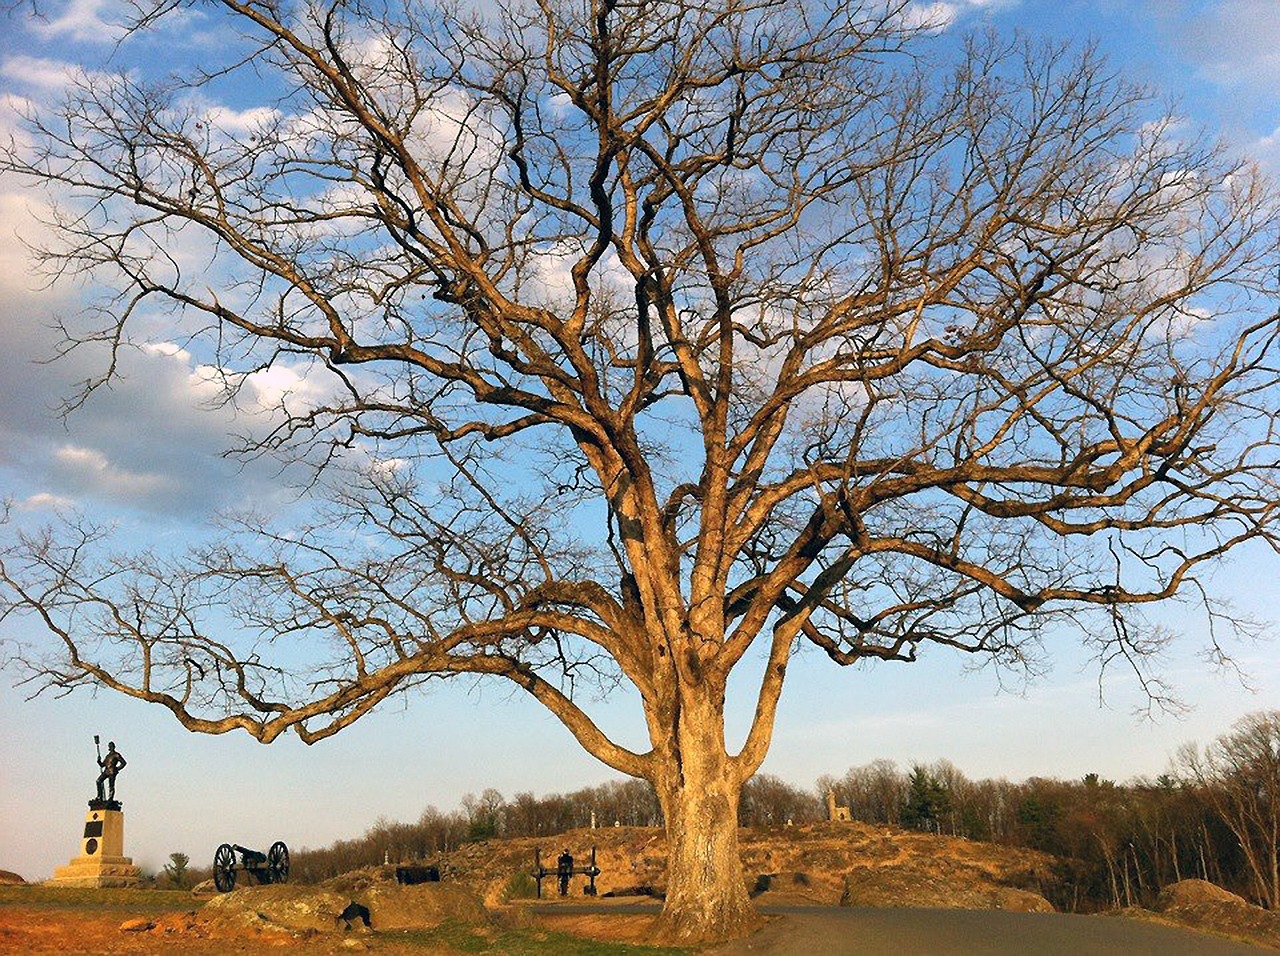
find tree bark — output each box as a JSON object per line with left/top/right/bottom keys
{"left": 648, "top": 681, "right": 761, "bottom": 943}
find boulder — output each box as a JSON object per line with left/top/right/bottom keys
{"left": 1155, "top": 879, "right": 1249, "bottom": 911}
{"left": 199, "top": 884, "right": 353, "bottom": 933}
{"left": 198, "top": 880, "right": 489, "bottom": 934}
{"left": 356, "top": 883, "right": 487, "bottom": 930}
{"left": 0, "top": 870, "right": 26, "bottom": 886}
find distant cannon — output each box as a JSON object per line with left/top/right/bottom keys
{"left": 212, "top": 841, "right": 290, "bottom": 892}
{"left": 532, "top": 846, "right": 600, "bottom": 898}
{"left": 394, "top": 864, "right": 440, "bottom": 885}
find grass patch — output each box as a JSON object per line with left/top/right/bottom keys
{"left": 0, "top": 885, "right": 202, "bottom": 914}
{"left": 392, "top": 919, "right": 688, "bottom": 955}
{"left": 501, "top": 870, "right": 540, "bottom": 901}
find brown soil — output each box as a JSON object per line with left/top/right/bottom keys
{"left": 0, "top": 896, "right": 672, "bottom": 955}
{"left": 0, "top": 905, "right": 329, "bottom": 955}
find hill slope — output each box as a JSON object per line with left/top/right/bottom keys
{"left": 436, "top": 821, "right": 1058, "bottom": 910}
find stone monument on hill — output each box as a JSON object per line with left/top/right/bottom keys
{"left": 45, "top": 736, "right": 141, "bottom": 888}
{"left": 826, "top": 790, "right": 852, "bottom": 823}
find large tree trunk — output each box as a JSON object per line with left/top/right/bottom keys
{"left": 649, "top": 683, "right": 762, "bottom": 944}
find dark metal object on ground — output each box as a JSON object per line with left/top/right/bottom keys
{"left": 532, "top": 846, "right": 600, "bottom": 898}
{"left": 394, "top": 864, "right": 440, "bottom": 885}
{"left": 212, "top": 840, "right": 290, "bottom": 892}
{"left": 336, "top": 900, "right": 372, "bottom": 930}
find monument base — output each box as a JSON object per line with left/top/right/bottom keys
{"left": 44, "top": 805, "right": 141, "bottom": 889}
{"left": 46, "top": 855, "right": 142, "bottom": 888}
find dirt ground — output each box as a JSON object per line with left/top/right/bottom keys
{"left": 0, "top": 903, "right": 468, "bottom": 955}
{"left": 0, "top": 892, "right": 676, "bottom": 955}
{"left": 0, "top": 905, "right": 321, "bottom": 955}
{"left": 5, "top": 900, "right": 1278, "bottom": 956}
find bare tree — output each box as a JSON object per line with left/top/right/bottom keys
{"left": 461, "top": 787, "right": 508, "bottom": 840}
{"left": 1178, "top": 711, "right": 1280, "bottom": 909}
{"left": 740, "top": 773, "right": 821, "bottom": 826}
{"left": 823, "top": 759, "right": 909, "bottom": 826}
{"left": 2, "top": 0, "right": 1280, "bottom": 941}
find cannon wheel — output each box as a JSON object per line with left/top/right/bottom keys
{"left": 266, "top": 840, "right": 290, "bottom": 885}
{"left": 213, "top": 843, "right": 237, "bottom": 893}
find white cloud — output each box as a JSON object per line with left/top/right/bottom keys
{"left": 15, "top": 492, "right": 74, "bottom": 511}
{"left": 53, "top": 443, "right": 176, "bottom": 501}
{"left": 1252, "top": 125, "right": 1280, "bottom": 174}
{"left": 902, "top": 2, "right": 959, "bottom": 31}
{"left": 27, "top": 0, "right": 125, "bottom": 43}
{"left": 241, "top": 361, "right": 330, "bottom": 414}
{"left": 0, "top": 192, "right": 58, "bottom": 296}
{"left": 200, "top": 105, "right": 282, "bottom": 136}
{"left": 0, "top": 55, "right": 80, "bottom": 91}
{"left": 140, "top": 341, "right": 193, "bottom": 363}
{"left": 899, "top": 0, "right": 1012, "bottom": 32}
{"left": 0, "top": 304, "right": 329, "bottom": 516}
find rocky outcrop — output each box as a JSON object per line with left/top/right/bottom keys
{"left": 1146, "top": 879, "right": 1280, "bottom": 950}
{"left": 1154, "top": 879, "right": 1248, "bottom": 911}
{"left": 839, "top": 862, "right": 1054, "bottom": 912}
{"left": 198, "top": 880, "right": 488, "bottom": 934}
{"left": 435, "top": 823, "right": 1061, "bottom": 909}
{"left": 200, "top": 884, "right": 353, "bottom": 933}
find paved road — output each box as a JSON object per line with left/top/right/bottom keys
{"left": 705, "top": 906, "right": 1273, "bottom": 956}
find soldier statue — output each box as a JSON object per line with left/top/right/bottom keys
{"left": 557, "top": 848, "right": 574, "bottom": 896}
{"left": 95, "top": 738, "right": 127, "bottom": 804}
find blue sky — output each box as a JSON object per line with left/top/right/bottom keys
{"left": 2, "top": 0, "right": 1280, "bottom": 882}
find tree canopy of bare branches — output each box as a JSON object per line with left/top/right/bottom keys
{"left": 3, "top": 0, "right": 1280, "bottom": 941}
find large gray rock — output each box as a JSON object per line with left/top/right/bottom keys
{"left": 198, "top": 880, "right": 488, "bottom": 934}
{"left": 200, "top": 884, "right": 354, "bottom": 932}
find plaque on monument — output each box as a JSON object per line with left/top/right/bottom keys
{"left": 45, "top": 736, "right": 141, "bottom": 888}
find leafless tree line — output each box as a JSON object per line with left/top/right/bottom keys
{"left": 827, "top": 712, "right": 1280, "bottom": 911}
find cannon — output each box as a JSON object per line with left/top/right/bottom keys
{"left": 212, "top": 840, "right": 290, "bottom": 892}
{"left": 532, "top": 846, "right": 600, "bottom": 898}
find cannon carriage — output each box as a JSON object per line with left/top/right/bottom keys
{"left": 212, "top": 840, "right": 290, "bottom": 892}
{"left": 532, "top": 846, "right": 600, "bottom": 898}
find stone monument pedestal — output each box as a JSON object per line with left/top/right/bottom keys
{"left": 45, "top": 802, "right": 141, "bottom": 888}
